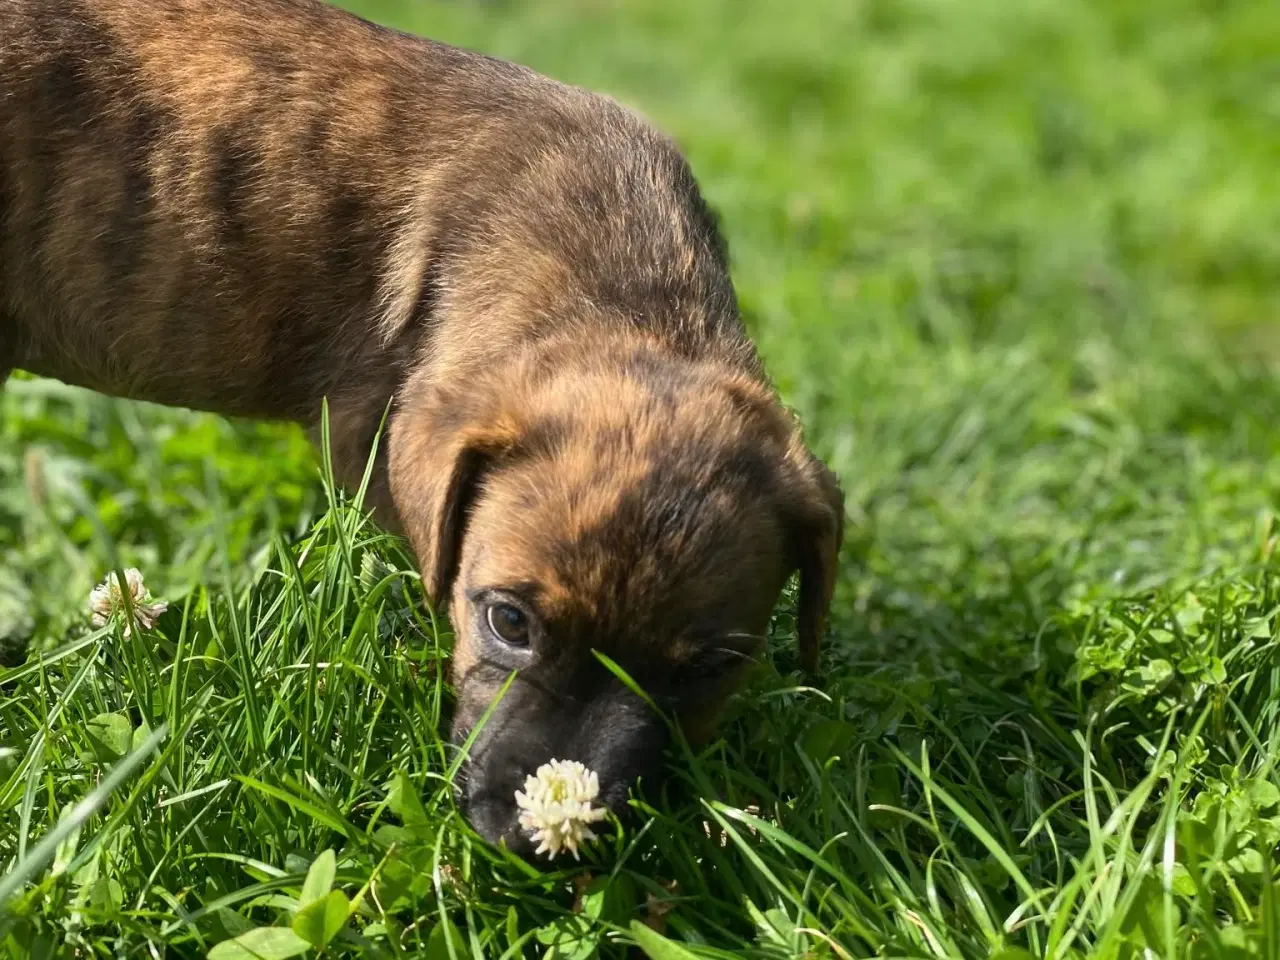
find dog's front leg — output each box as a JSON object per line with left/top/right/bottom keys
{"left": 307, "top": 391, "right": 404, "bottom": 537}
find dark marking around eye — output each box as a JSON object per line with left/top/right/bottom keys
{"left": 653, "top": 646, "right": 753, "bottom": 704}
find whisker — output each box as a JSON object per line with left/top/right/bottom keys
{"left": 710, "top": 645, "right": 764, "bottom": 665}
{"left": 715, "top": 631, "right": 768, "bottom": 645}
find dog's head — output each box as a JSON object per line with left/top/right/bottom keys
{"left": 388, "top": 342, "right": 843, "bottom": 855}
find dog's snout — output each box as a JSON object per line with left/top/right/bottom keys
{"left": 465, "top": 794, "right": 536, "bottom": 856}
{"left": 453, "top": 676, "right": 672, "bottom": 857}
{"left": 462, "top": 766, "right": 639, "bottom": 862}
{"left": 460, "top": 746, "right": 661, "bottom": 861}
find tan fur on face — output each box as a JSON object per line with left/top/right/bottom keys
{"left": 387, "top": 332, "right": 841, "bottom": 743}
{"left": 1, "top": 0, "right": 844, "bottom": 771}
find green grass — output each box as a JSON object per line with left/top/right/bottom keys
{"left": 3, "top": 0, "right": 1279, "bottom": 955}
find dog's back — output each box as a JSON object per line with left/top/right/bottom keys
{"left": 0, "top": 0, "right": 754, "bottom": 418}
{"left": 0, "top": 1, "right": 847, "bottom": 848}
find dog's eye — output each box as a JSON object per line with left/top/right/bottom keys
{"left": 677, "top": 645, "right": 756, "bottom": 691}
{"left": 486, "top": 602, "right": 530, "bottom": 647}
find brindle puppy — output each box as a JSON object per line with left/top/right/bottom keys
{"left": 0, "top": 0, "right": 844, "bottom": 854}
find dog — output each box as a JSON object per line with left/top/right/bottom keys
{"left": 0, "top": 0, "right": 844, "bottom": 855}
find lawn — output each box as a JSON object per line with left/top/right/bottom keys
{"left": 3, "top": 0, "right": 1279, "bottom": 956}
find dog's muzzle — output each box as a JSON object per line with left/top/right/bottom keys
{"left": 453, "top": 679, "right": 668, "bottom": 859}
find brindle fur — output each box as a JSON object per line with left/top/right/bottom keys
{"left": 0, "top": 0, "right": 844, "bottom": 853}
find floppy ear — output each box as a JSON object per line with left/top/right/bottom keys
{"left": 718, "top": 375, "right": 845, "bottom": 674}
{"left": 388, "top": 392, "right": 522, "bottom": 608}
{"left": 782, "top": 433, "right": 845, "bottom": 675}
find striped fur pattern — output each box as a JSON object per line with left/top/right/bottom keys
{"left": 0, "top": 0, "right": 844, "bottom": 854}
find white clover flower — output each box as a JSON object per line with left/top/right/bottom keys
{"left": 515, "top": 759, "right": 608, "bottom": 860}
{"left": 89, "top": 568, "right": 167, "bottom": 637}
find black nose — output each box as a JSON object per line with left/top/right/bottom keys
{"left": 453, "top": 678, "right": 670, "bottom": 859}
{"left": 465, "top": 794, "right": 537, "bottom": 858}
{"left": 463, "top": 771, "right": 651, "bottom": 864}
